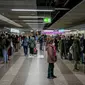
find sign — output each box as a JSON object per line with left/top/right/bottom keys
{"left": 43, "top": 17, "right": 51, "bottom": 23}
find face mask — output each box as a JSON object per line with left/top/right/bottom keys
{"left": 53, "top": 43, "right": 55, "bottom": 45}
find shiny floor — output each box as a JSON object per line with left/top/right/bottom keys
{"left": 0, "top": 44, "right": 85, "bottom": 85}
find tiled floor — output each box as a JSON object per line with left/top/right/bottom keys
{"left": 0, "top": 45, "right": 85, "bottom": 85}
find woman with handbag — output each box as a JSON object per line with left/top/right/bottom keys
{"left": 46, "top": 39, "right": 57, "bottom": 79}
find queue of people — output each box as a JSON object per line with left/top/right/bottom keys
{"left": 46, "top": 34, "right": 85, "bottom": 72}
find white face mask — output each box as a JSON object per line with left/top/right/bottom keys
{"left": 53, "top": 43, "right": 55, "bottom": 45}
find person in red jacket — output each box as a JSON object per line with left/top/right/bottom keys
{"left": 46, "top": 39, "right": 57, "bottom": 79}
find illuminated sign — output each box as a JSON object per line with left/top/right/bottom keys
{"left": 43, "top": 17, "right": 51, "bottom": 23}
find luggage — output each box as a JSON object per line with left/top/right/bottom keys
{"left": 34, "top": 48, "right": 37, "bottom": 54}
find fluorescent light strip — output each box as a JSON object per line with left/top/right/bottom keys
{"left": 23, "top": 20, "right": 43, "bottom": 22}
{"left": 11, "top": 9, "right": 54, "bottom": 12}
{"left": 26, "top": 23, "right": 45, "bottom": 25}
{"left": 0, "top": 14, "right": 22, "bottom": 27}
{"left": 55, "top": 8, "right": 70, "bottom": 10}
{"left": 19, "top": 16, "right": 45, "bottom": 18}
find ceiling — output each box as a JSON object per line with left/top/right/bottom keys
{"left": 0, "top": 0, "right": 83, "bottom": 31}
{"left": 48, "top": 0, "right": 85, "bottom": 29}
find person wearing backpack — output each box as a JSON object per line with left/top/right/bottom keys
{"left": 46, "top": 39, "right": 57, "bottom": 79}
{"left": 22, "top": 36, "right": 29, "bottom": 56}
{"left": 29, "top": 36, "right": 36, "bottom": 55}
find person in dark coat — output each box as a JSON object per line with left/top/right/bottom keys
{"left": 22, "top": 36, "right": 29, "bottom": 56}
{"left": 72, "top": 38, "right": 81, "bottom": 70}
{"left": 54, "top": 37, "right": 58, "bottom": 52}
{"left": 59, "top": 36, "right": 67, "bottom": 59}
{"left": 29, "top": 37, "right": 36, "bottom": 55}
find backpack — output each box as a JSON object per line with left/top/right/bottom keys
{"left": 30, "top": 42, "right": 35, "bottom": 48}
{"left": 23, "top": 40, "right": 28, "bottom": 46}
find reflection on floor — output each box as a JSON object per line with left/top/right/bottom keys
{"left": 0, "top": 45, "right": 85, "bottom": 85}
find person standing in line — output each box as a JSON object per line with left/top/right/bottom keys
{"left": 22, "top": 36, "right": 29, "bottom": 56}
{"left": 72, "top": 38, "right": 81, "bottom": 71}
{"left": 59, "top": 36, "right": 67, "bottom": 59}
{"left": 46, "top": 39, "right": 57, "bottom": 79}
{"left": 2, "top": 34, "right": 10, "bottom": 63}
{"left": 54, "top": 37, "right": 58, "bottom": 52}
{"left": 39, "top": 35, "right": 44, "bottom": 51}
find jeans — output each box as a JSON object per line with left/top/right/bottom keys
{"left": 48, "top": 63, "right": 54, "bottom": 78}
{"left": 2, "top": 49, "right": 8, "bottom": 63}
{"left": 23, "top": 46, "right": 28, "bottom": 56}
{"left": 40, "top": 43, "right": 43, "bottom": 50}
{"left": 81, "top": 51, "right": 84, "bottom": 63}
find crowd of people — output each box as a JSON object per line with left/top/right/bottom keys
{"left": 0, "top": 33, "right": 22, "bottom": 63}
{"left": 44, "top": 34, "right": 85, "bottom": 79}
{"left": 0, "top": 32, "right": 85, "bottom": 79}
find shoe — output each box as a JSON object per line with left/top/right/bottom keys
{"left": 73, "top": 68, "right": 79, "bottom": 71}
{"left": 47, "top": 77, "right": 54, "bottom": 79}
{"left": 52, "top": 75, "right": 57, "bottom": 78}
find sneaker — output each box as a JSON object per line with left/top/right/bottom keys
{"left": 52, "top": 75, "right": 57, "bottom": 78}
{"left": 47, "top": 77, "right": 54, "bottom": 79}
{"left": 73, "top": 68, "right": 79, "bottom": 71}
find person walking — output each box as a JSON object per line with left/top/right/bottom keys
{"left": 22, "top": 36, "right": 29, "bottom": 56}
{"left": 46, "top": 39, "right": 57, "bottom": 79}
{"left": 29, "top": 36, "right": 36, "bottom": 55}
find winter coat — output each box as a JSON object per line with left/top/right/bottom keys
{"left": 22, "top": 38, "right": 29, "bottom": 47}
{"left": 58, "top": 39, "right": 66, "bottom": 54}
{"left": 47, "top": 44, "right": 56, "bottom": 63}
{"left": 72, "top": 40, "right": 81, "bottom": 61}
{"left": 29, "top": 37, "right": 36, "bottom": 48}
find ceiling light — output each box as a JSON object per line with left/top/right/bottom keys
{"left": 55, "top": 8, "right": 70, "bottom": 10}
{"left": 11, "top": 9, "right": 54, "bottom": 12}
{"left": 0, "top": 14, "right": 22, "bottom": 27}
{"left": 19, "top": 16, "right": 45, "bottom": 18}
{"left": 26, "top": 23, "right": 45, "bottom": 25}
{"left": 23, "top": 20, "right": 43, "bottom": 22}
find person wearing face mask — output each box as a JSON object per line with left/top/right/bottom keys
{"left": 46, "top": 38, "right": 57, "bottom": 79}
